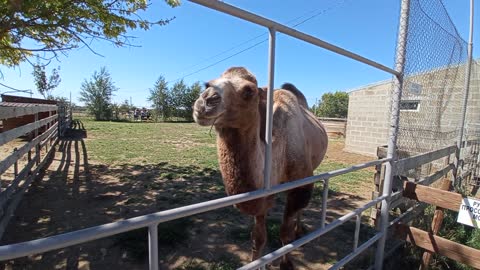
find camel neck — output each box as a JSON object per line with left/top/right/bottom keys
{"left": 216, "top": 124, "right": 264, "bottom": 195}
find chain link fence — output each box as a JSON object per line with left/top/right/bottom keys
{"left": 395, "top": 0, "right": 478, "bottom": 183}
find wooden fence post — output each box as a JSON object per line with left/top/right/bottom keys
{"left": 13, "top": 148, "right": 18, "bottom": 178}
{"left": 419, "top": 177, "right": 452, "bottom": 269}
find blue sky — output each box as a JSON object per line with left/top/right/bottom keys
{"left": 1, "top": 0, "right": 478, "bottom": 108}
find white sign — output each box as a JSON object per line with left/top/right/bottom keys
{"left": 407, "top": 82, "right": 422, "bottom": 95}
{"left": 457, "top": 197, "right": 480, "bottom": 228}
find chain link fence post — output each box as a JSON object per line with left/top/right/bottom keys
{"left": 374, "top": 0, "right": 410, "bottom": 269}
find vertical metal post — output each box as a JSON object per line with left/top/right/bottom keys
{"left": 321, "top": 178, "right": 329, "bottom": 228}
{"left": 148, "top": 224, "right": 159, "bottom": 270}
{"left": 374, "top": 0, "right": 410, "bottom": 269}
{"left": 353, "top": 214, "right": 361, "bottom": 251}
{"left": 263, "top": 28, "right": 276, "bottom": 190}
{"left": 454, "top": 0, "right": 474, "bottom": 188}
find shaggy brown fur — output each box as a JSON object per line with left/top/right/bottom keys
{"left": 193, "top": 67, "right": 328, "bottom": 269}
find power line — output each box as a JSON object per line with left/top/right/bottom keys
{"left": 168, "top": 0, "right": 348, "bottom": 83}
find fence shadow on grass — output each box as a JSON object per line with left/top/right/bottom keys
{"left": 1, "top": 122, "right": 376, "bottom": 269}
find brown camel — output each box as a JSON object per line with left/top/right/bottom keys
{"left": 193, "top": 67, "right": 328, "bottom": 269}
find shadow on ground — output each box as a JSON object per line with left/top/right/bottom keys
{"left": 1, "top": 121, "right": 376, "bottom": 270}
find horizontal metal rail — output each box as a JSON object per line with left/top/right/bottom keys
{"left": 330, "top": 232, "right": 383, "bottom": 270}
{"left": 0, "top": 158, "right": 389, "bottom": 261}
{"left": 188, "top": 0, "right": 399, "bottom": 76}
{"left": 238, "top": 195, "right": 388, "bottom": 270}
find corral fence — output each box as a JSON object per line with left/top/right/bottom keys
{"left": 0, "top": 0, "right": 477, "bottom": 270}
{"left": 318, "top": 117, "right": 347, "bottom": 137}
{"left": 0, "top": 96, "right": 71, "bottom": 238}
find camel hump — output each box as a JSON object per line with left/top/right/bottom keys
{"left": 281, "top": 83, "right": 308, "bottom": 108}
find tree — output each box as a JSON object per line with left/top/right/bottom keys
{"left": 119, "top": 99, "right": 132, "bottom": 115}
{"left": 183, "top": 82, "right": 202, "bottom": 121}
{"left": 32, "top": 61, "right": 61, "bottom": 99}
{"left": 313, "top": 91, "right": 349, "bottom": 118}
{"left": 0, "top": 0, "right": 179, "bottom": 67}
{"left": 170, "top": 80, "right": 188, "bottom": 119}
{"left": 79, "top": 67, "right": 117, "bottom": 121}
{"left": 148, "top": 75, "right": 171, "bottom": 121}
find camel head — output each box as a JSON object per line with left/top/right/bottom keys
{"left": 193, "top": 67, "right": 263, "bottom": 129}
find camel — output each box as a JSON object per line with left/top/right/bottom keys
{"left": 193, "top": 67, "right": 328, "bottom": 269}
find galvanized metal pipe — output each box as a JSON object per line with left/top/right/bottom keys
{"left": 148, "top": 224, "right": 159, "bottom": 270}
{"left": 321, "top": 178, "right": 329, "bottom": 229}
{"left": 330, "top": 233, "right": 383, "bottom": 270}
{"left": 238, "top": 195, "right": 388, "bottom": 270}
{"left": 353, "top": 214, "right": 361, "bottom": 251}
{"left": 0, "top": 158, "right": 389, "bottom": 261}
{"left": 263, "top": 28, "right": 276, "bottom": 190}
{"left": 454, "top": 0, "right": 474, "bottom": 188}
{"left": 374, "top": 0, "right": 410, "bottom": 269}
{"left": 188, "top": 0, "right": 399, "bottom": 76}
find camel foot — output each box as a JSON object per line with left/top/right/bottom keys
{"left": 280, "top": 260, "right": 295, "bottom": 270}
{"left": 295, "top": 224, "right": 308, "bottom": 239}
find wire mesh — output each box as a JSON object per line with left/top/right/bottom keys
{"left": 395, "top": 0, "right": 478, "bottom": 179}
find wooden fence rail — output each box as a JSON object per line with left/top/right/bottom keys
{"left": 0, "top": 101, "right": 70, "bottom": 239}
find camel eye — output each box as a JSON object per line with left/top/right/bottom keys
{"left": 241, "top": 85, "right": 256, "bottom": 100}
{"left": 204, "top": 82, "right": 211, "bottom": 89}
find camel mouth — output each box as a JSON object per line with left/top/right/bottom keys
{"left": 193, "top": 111, "right": 225, "bottom": 126}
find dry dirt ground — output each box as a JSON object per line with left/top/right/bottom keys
{"left": 1, "top": 127, "right": 378, "bottom": 270}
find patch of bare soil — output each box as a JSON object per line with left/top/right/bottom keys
{"left": 1, "top": 131, "right": 375, "bottom": 270}
{"left": 326, "top": 137, "right": 374, "bottom": 165}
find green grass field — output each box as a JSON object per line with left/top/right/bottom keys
{"left": 80, "top": 117, "right": 374, "bottom": 196}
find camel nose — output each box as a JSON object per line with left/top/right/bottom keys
{"left": 194, "top": 98, "right": 206, "bottom": 114}
{"left": 205, "top": 93, "right": 221, "bottom": 108}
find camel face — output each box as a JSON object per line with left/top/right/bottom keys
{"left": 193, "top": 69, "right": 260, "bottom": 128}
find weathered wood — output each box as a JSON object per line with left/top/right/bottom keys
{"left": 0, "top": 105, "right": 57, "bottom": 120}
{"left": 395, "top": 145, "right": 457, "bottom": 174}
{"left": 0, "top": 114, "right": 57, "bottom": 146}
{"left": 403, "top": 182, "right": 462, "bottom": 212}
{"left": 0, "top": 137, "right": 58, "bottom": 239}
{"left": 420, "top": 178, "right": 452, "bottom": 270}
{"left": 0, "top": 156, "right": 37, "bottom": 208}
{"left": 0, "top": 122, "right": 58, "bottom": 175}
{"left": 416, "top": 164, "right": 454, "bottom": 187}
{"left": 395, "top": 224, "right": 480, "bottom": 269}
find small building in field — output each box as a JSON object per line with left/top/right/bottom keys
{"left": 344, "top": 61, "right": 480, "bottom": 157}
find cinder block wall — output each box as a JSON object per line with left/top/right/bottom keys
{"left": 344, "top": 81, "right": 392, "bottom": 156}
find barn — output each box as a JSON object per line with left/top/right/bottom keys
{"left": 344, "top": 60, "right": 480, "bottom": 157}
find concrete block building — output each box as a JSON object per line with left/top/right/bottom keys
{"left": 344, "top": 61, "right": 480, "bottom": 157}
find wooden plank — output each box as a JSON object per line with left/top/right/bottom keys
{"left": 396, "top": 145, "right": 457, "bottom": 174}
{"left": 0, "top": 157, "right": 37, "bottom": 209}
{"left": 0, "top": 114, "right": 57, "bottom": 146}
{"left": 0, "top": 122, "right": 58, "bottom": 175}
{"left": 389, "top": 164, "right": 452, "bottom": 207}
{"left": 403, "top": 182, "right": 463, "bottom": 211}
{"left": 0, "top": 137, "right": 58, "bottom": 239}
{"left": 416, "top": 164, "right": 454, "bottom": 187}
{"left": 395, "top": 224, "right": 480, "bottom": 269}
{"left": 0, "top": 105, "right": 57, "bottom": 120}
{"left": 420, "top": 179, "right": 451, "bottom": 270}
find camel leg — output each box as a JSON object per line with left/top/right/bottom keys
{"left": 251, "top": 214, "right": 267, "bottom": 261}
{"left": 280, "top": 183, "right": 314, "bottom": 270}
{"left": 294, "top": 211, "right": 305, "bottom": 238}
